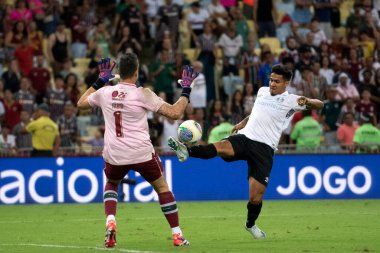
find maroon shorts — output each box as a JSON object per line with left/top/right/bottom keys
{"left": 104, "top": 153, "right": 164, "bottom": 182}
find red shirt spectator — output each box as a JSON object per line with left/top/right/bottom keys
{"left": 2, "top": 90, "right": 23, "bottom": 130}
{"left": 356, "top": 89, "right": 377, "bottom": 116}
{"left": 14, "top": 38, "right": 34, "bottom": 75}
{"left": 29, "top": 55, "right": 51, "bottom": 99}
{"left": 337, "top": 112, "right": 359, "bottom": 152}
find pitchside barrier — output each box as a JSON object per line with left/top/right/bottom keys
{"left": 0, "top": 155, "right": 379, "bottom": 204}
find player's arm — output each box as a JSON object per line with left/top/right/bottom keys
{"left": 77, "top": 58, "right": 116, "bottom": 109}
{"left": 232, "top": 115, "right": 249, "bottom": 133}
{"left": 158, "top": 65, "right": 198, "bottom": 120}
{"left": 297, "top": 96, "right": 324, "bottom": 110}
{"left": 157, "top": 97, "right": 189, "bottom": 120}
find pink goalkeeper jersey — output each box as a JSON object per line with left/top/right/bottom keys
{"left": 88, "top": 83, "right": 165, "bottom": 165}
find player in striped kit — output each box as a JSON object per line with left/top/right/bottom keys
{"left": 77, "top": 53, "right": 198, "bottom": 248}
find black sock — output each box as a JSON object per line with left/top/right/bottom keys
{"left": 246, "top": 202, "right": 262, "bottom": 228}
{"left": 188, "top": 144, "right": 217, "bottom": 159}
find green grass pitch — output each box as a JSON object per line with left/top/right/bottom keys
{"left": 0, "top": 200, "right": 379, "bottom": 253}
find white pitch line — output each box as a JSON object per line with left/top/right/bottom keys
{"left": 0, "top": 243, "right": 160, "bottom": 253}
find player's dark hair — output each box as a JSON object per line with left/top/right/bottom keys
{"left": 271, "top": 64, "right": 293, "bottom": 81}
{"left": 119, "top": 52, "right": 139, "bottom": 79}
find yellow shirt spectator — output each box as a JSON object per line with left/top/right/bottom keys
{"left": 26, "top": 116, "right": 59, "bottom": 150}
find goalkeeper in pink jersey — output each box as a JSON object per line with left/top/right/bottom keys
{"left": 77, "top": 53, "right": 198, "bottom": 248}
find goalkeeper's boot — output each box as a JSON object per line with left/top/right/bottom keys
{"left": 172, "top": 233, "right": 190, "bottom": 246}
{"left": 168, "top": 137, "right": 189, "bottom": 162}
{"left": 104, "top": 220, "right": 117, "bottom": 248}
{"left": 245, "top": 224, "right": 266, "bottom": 240}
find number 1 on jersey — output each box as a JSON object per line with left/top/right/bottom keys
{"left": 113, "top": 111, "right": 123, "bottom": 137}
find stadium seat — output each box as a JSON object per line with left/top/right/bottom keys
{"left": 259, "top": 37, "right": 281, "bottom": 53}
{"left": 247, "top": 20, "right": 255, "bottom": 32}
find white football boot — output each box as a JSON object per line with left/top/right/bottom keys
{"left": 168, "top": 137, "right": 189, "bottom": 162}
{"left": 245, "top": 225, "right": 266, "bottom": 240}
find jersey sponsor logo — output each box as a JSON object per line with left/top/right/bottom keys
{"left": 112, "top": 91, "right": 126, "bottom": 100}
{"left": 285, "top": 109, "right": 295, "bottom": 119}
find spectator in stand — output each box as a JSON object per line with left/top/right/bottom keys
{"left": 57, "top": 102, "right": 78, "bottom": 153}
{"left": 359, "top": 56, "right": 375, "bottom": 83}
{"left": 240, "top": 37, "right": 259, "bottom": 89}
{"left": 207, "top": 0, "right": 228, "bottom": 28}
{"left": 234, "top": 8, "right": 249, "bottom": 52}
{"left": 5, "top": 20, "right": 27, "bottom": 57}
{"left": 347, "top": 48, "right": 363, "bottom": 85}
{"left": 282, "top": 56, "right": 301, "bottom": 92}
{"left": 28, "top": 21, "right": 43, "bottom": 56}
{"left": 25, "top": 103, "right": 60, "bottom": 157}
{"left": 82, "top": 128, "right": 104, "bottom": 153}
{"left": 358, "top": 69, "right": 376, "bottom": 94}
{"left": 45, "top": 74, "right": 69, "bottom": 121}
{"left": 65, "top": 73, "right": 80, "bottom": 105}
{"left": 12, "top": 110, "right": 32, "bottom": 151}
{"left": 279, "top": 36, "right": 300, "bottom": 64}
{"left": 290, "top": 109, "right": 321, "bottom": 150}
{"left": 14, "top": 37, "right": 34, "bottom": 76}
{"left": 229, "top": 89, "right": 244, "bottom": 125}
{"left": 70, "top": 5, "right": 88, "bottom": 59}
{"left": 48, "top": 21, "right": 70, "bottom": 74}
{"left": 193, "top": 108, "right": 208, "bottom": 144}
{"left": 14, "top": 77, "right": 35, "bottom": 115}
{"left": 346, "top": 2, "right": 364, "bottom": 35}
{"left": 28, "top": 0, "right": 45, "bottom": 31}
{"left": 320, "top": 86, "right": 342, "bottom": 146}
{"left": 157, "top": 0, "right": 182, "bottom": 42}
{"left": 189, "top": 61, "right": 206, "bottom": 109}
{"left": 88, "top": 20, "right": 112, "bottom": 60}
{"left": 0, "top": 33, "right": 7, "bottom": 76}
{"left": 29, "top": 55, "right": 51, "bottom": 104}
{"left": 115, "top": 25, "right": 142, "bottom": 57}
{"left": 188, "top": 1, "right": 209, "bottom": 48}
{"left": 84, "top": 60, "right": 99, "bottom": 89}
{"left": 297, "top": 65, "right": 319, "bottom": 99}
{"left": 354, "top": 113, "right": 380, "bottom": 153}
{"left": 309, "top": 18, "right": 327, "bottom": 47}
{"left": 42, "top": 0, "right": 62, "bottom": 36}
{"left": 356, "top": 89, "right": 377, "bottom": 123}
{"left": 313, "top": 0, "right": 338, "bottom": 40}
{"left": 310, "top": 60, "right": 328, "bottom": 99}
{"left": 296, "top": 44, "right": 313, "bottom": 71}
{"left": 218, "top": 20, "right": 243, "bottom": 76}
{"left": 2, "top": 58, "right": 21, "bottom": 93}
{"left": 196, "top": 21, "right": 217, "bottom": 101}
{"left": 0, "top": 79, "right": 4, "bottom": 99}
{"left": 337, "top": 112, "right": 358, "bottom": 152}
{"left": 148, "top": 112, "right": 164, "bottom": 147}
{"left": 2, "top": 89, "right": 22, "bottom": 130}
{"left": 8, "top": 0, "right": 33, "bottom": 23}
{"left": 242, "top": 82, "right": 255, "bottom": 116}
{"left": 208, "top": 99, "right": 227, "bottom": 130}
{"left": 120, "top": 0, "right": 144, "bottom": 43}
{"left": 319, "top": 55, "right": 334, "bottom": 85}
{"left": 0, "top": 124, "right": 16, "bottom": 155}
{"left": 254, "top": 0, "right": 277, "bottom": 38}
{"left": 291, "top": 0, "right": 312, "bottom": 26}
{"left": 149, "top": 49, "right": 176, "bottom": 103}
{"left": 336, "top": 72, "right": 360, "bottom": 102}
{"left": 258, "top": 51, "right": 275, "bottom": 88}
{"left": 338, "top": 98, "right": 358, "bottom": 123}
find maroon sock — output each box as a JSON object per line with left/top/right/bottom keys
{"left": 104, "top": 183, "right": 118, "bottom": 216}
{"left": 158, "top": 191, "right": 179, "bottom": 228}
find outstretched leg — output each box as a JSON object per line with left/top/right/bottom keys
{"left": 245, "top": 176, "right": 267, "bottom": 239}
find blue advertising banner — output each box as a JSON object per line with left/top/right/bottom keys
{"left": 0, "top": 155, "right": 379, "bottom": 204}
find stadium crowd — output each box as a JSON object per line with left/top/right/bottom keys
{"left": 0, "top": 0, "right": 380, "bottom": 156}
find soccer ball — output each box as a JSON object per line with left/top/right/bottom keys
{"left": 178, "top": 120, "right": 203, "bottom": 145}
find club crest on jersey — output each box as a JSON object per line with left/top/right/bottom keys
{"left": 112, "top": 91, "right": 126, "bottom": 100}
{"left": 276, "top": 97, "right": 285, "bottom": 103}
